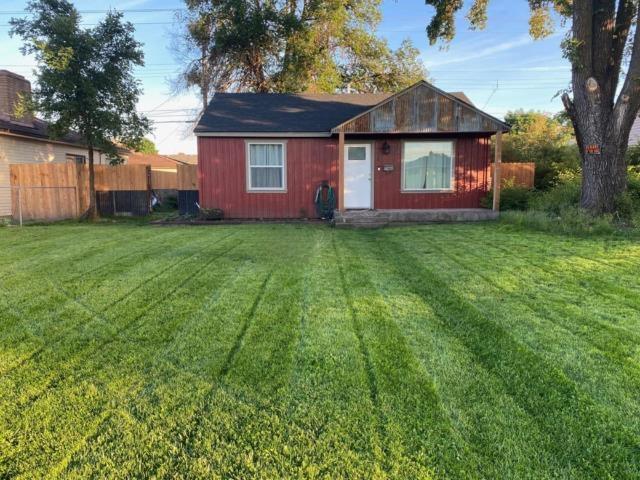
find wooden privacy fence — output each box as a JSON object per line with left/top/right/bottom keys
{"left": 10, "top": 163, "right": 152, "bottom": 221}
{"left": 490, "top": 162, "right": 535, "bottom": 189}
{"left": 177, "top": 164, "right": 199, "bottom": 215}
{"left": 10, "top": 163, "right": 81, "bottom": 222}
{"left": 150, "top": 170, "right": 178, "bottom": 190}
{"left": 10, "top": 162, "right": 200, "bottom": 221}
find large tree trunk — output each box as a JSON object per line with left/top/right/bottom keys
{"left": 562, "top": 1, "right": 640, "bottom": 214}
{"left": 565, "top": 89, "right": 629, "bottom": 213}
{"left": 86, "top": 145, "right": 98, "bottom": 220}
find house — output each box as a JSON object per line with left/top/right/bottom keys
{"left": 127, "top": 152, "right": 191, "bottom": 173}
{"left": 630, "top": 116, "right": 640, "bottom": 146}
{"left": 0, "top": 70, "right": 110, "bottom": 217}
{"left": 194, "top": 80, "right": 509, "bottom": 220}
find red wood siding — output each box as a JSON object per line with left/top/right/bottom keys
{"left": 198, "top": 134, "right": 490, "bottom": 218}
{"left": 198, "top": 137, "right": 338, "bottom": 218}
{"left": 373, "top": 136, "right": 491, "bottom": 209}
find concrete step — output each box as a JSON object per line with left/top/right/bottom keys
{"left": 333, "top": 208, "right": 498, "bottom": 228}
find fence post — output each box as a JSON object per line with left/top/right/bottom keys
{"left": 17, "top": 186, "right": 23, "bottom": 227}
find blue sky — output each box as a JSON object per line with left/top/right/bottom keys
{"left": 0, "top": 0, "right": 571, "bottom": 154}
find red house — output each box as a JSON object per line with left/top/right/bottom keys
{"left": 195, "top": 80, "right": 509, "bottom": 222}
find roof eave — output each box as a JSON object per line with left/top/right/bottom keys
{"left": 194, "top": 131, "right": 332, "bottom": 137}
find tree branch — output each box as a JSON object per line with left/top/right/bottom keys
{"left": 613, "top": 5, "right": 640, "bottom": 139}
{"left": 609, "top": 0, "right": 636, "bottom": 94}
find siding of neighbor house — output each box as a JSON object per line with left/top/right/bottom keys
{"left": 198, "top": 134, "right": 490, "bottom": 218}
{"left": 0, "top": 135, "right": 104, "bottom": 216}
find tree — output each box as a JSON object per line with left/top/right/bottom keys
{"left": 134, "top": 138, "right": 159, "bottom": 154}
{"left": 424, "top": 1, "right": 640, "bottom": 213}
{"left": 173, "top": 0, "right": 428, "bottom": 106}
{"left": 502, "top": 110, "right": 580, "bottom": 189}
{"left": 10, "top": 0, "right": 151, "bottom": 219}
{"left": 502, "top": 110, "right": 575, "bottom": 164}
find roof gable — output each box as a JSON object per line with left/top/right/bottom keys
{"left": 332, "top": 81, "right": 509, "bottom": 134}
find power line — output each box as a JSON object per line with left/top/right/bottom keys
{"left": 0, "top": 8, "right": 186, "bottom": 15}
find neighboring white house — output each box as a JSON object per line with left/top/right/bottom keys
{"left": 630, "top": 116, "right": 640, "bottom": 146}
{"left": 0, "top": 70, "right": 111, "bottom": 217}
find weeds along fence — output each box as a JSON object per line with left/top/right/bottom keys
{"left": 9, "top": 162, "right": 200, "bottom": 223}
{"left": 490, "top": 162, "right": 535, "bottom": 189}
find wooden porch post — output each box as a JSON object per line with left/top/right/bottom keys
{"left": 338, "top": 129, "right": 345, "bottom": 212}
{"left": 492, "top": 130, "right": 502, "bottom": 212}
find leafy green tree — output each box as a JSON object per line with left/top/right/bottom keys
{"left": 503, "top": 110, "right": 575, "bottom": 163}
{"left": 423, "top": 0, "right": 640, "bottom": 214}
{"left": 502, "top": 110, "right": 580, "bottom": 189}
{"left": 10, "top": 0, "right": 151, "bottom": 219}
{"left": 134, "top": 138, "right": 159, "bottom": 154}
{"left": 174, "top": 0, "right": 427, "bottom": 106}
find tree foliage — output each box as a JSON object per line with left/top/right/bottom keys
{"left": 503, "top": 110, "right": 575, "bottom": 163}
{"left": 10, "top": 0, "right": 151, "bottom": 218}
{"left": 134, "top": 137, "right": 159, "bottom": 154}
{"left": 423, "top": 1, "right": 640, "bottom": 213}
{"left": 174, "top": 0, "right": 428, "bottom": 105}
{"left": 502, "top": 110, "right": 580, "bottom": 190}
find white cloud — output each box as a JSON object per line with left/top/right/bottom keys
{"left": 424, "top": 34, "right": 534, "bottom": 68}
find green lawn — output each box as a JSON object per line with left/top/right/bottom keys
{"left": 0, "top": 222, "right": 639, "bottom": 479}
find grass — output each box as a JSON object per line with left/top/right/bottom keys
{"left": 0, "top": 222, "right": 639, "bottom": 479}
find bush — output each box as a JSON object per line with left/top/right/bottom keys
{"left": 482, "top": 185, "right": 533, "bottom": 211}
{"left": 529, "top": 176, "right": 581, "bottom": 215}
{"left": 500, "top": 209, "right": 619, "bottom": 236}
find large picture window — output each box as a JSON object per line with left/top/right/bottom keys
{"left": 247, "top": 142, "right": 286, "bottom": 191}
{"left": 402, "top": 141, "right": 454, "bottom": 191}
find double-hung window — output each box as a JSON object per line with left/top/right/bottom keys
{"left": 247, "top": 142, "right": 286, "bottom": 191}
{"left": 402, "top": 141, "right": 454, "bottom": 191}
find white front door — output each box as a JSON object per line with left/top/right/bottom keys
{"left": 344, "top": 144, "right": 372, "bottom": 209}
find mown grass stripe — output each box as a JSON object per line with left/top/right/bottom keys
{"left": 0, "top": 239, "right": 245, "bottom": 477}
{"left": 0, "top": 231, "right": 227, "bottom": 378}
{"left": 335, "top": 231, "right": 481, "bottom": 479}
{"left": 380, "top": 233, "right": 640, "bottom": 479}
{"left": 0, "top": 235, "right": 241, "bottom": 421}
{"left": 351, "top": 232, "right": 559, "bottom": 478}
{"left": 394, "top": 228, "right": 640, "bottom": 439}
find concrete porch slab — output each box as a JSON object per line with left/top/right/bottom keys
{"left": 333, "top": 208, "right": 499, "bottom": 228}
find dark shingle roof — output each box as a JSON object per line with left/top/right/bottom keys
{"left": 0, "top": 117, "right": 85, "bottom": 145}
{"left": 194, "top": 92, "right": 392, "bottom": 134}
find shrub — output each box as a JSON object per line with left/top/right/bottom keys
{"left": 500, "top": 209, "right": 618, "bottom": 236}
{"left": 482, "top": 185, "right": 533, "bottom": 211}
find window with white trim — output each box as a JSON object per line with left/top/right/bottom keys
{"left": 247, "top": 142, "right": 286, "bottom": 190}
{"left": 402, "top": 141, "right": 454, "bottom": 191}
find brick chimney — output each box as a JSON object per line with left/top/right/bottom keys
{"left": 0, "top": 70, "right": 33, "bottom": 125}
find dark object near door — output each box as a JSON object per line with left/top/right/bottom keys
{"left": 314, "top": 181, "right": 336, "bottom": 219}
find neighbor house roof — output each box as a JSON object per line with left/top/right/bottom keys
{"left": 0, "top": 117, "right": 86, "bottom": 146}
{"left": 127, "top": 152, "right": 190, "bottom": 169}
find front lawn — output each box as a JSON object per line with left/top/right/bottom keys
{"left": 0, "top": 223, "right": 638, "bottom": 478}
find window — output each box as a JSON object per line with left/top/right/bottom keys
{"left": 66, "top": 153, "right": 86, "bottom": 165}
{"left": 402, "top": 141, "right": 454, "bottom": 191}
{"left": 247, "top": 142, "right": 286, "bottom": 191}
{"left": 347, "top": 146, "right": 367, "bottom": 161}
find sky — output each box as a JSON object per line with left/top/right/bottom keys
{"left": 0, "top": 0, "right": 571, "bottom": 154}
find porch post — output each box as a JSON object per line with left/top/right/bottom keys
{"left": 338, "top": 128, "right": 345, "bottom": 212}
{"left": 492, "top": 130, "right": 502, "bottom": 212}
